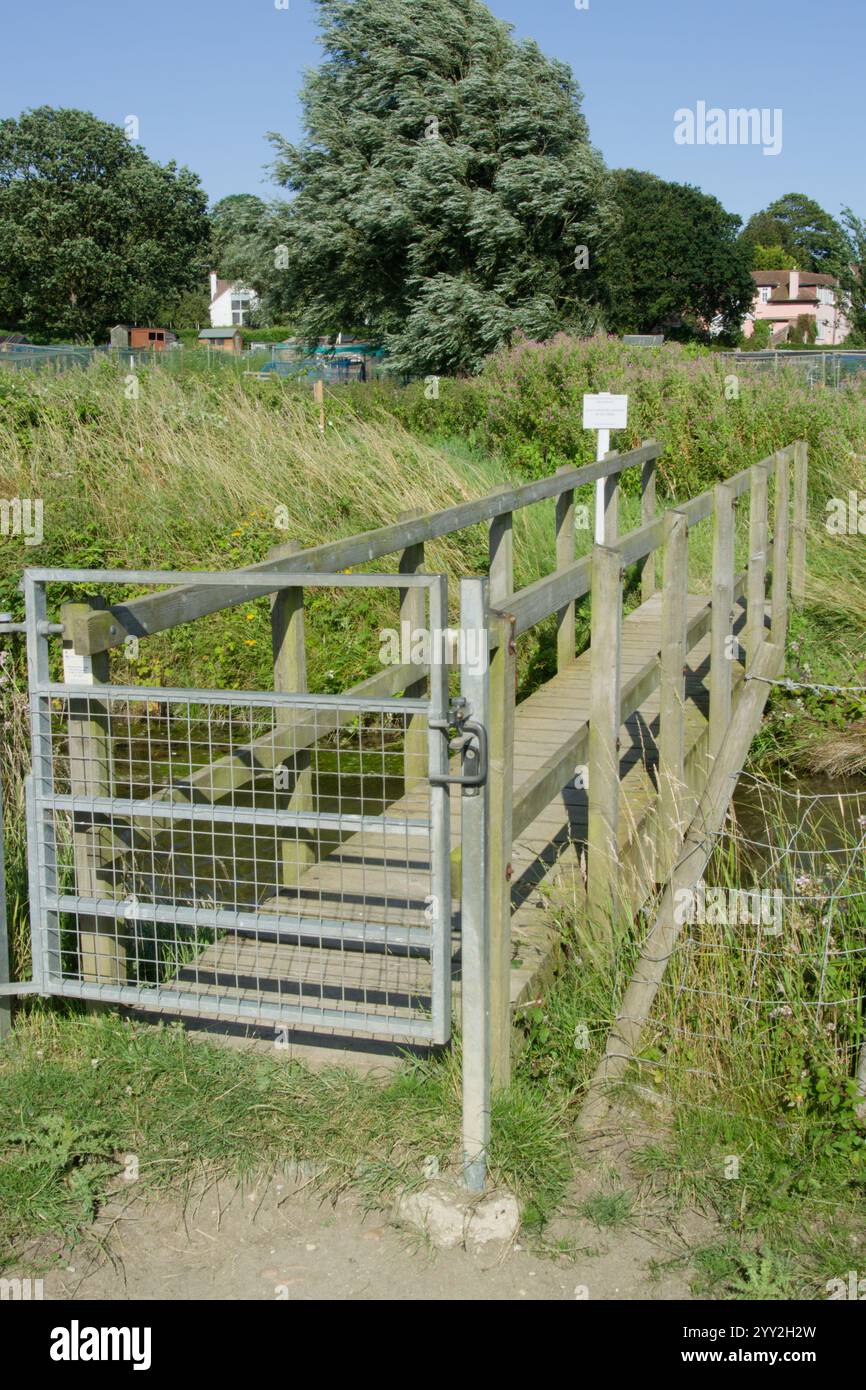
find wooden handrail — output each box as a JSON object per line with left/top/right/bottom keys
{"left": 71, "top": 441, "right": 662, "bottom": 655}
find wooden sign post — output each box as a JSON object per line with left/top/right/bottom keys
{"left": 583, "top": 393, "right": 628, "bottom": 544}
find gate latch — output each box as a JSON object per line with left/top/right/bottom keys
{"left": 429, "top": 697, "right": 488, "bottom": 790}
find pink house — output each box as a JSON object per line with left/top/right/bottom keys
{"left": 742, "top": 269, "right": 851, "bottom": 345}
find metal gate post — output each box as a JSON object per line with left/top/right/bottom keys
{"left": 459, "top": 577, "right": 491, "bottom": 1191}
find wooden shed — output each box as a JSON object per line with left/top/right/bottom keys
{"left": 110, "top": 325, "right": 175, "bottom": 351}
{"left": 198, "top": 327, "right": 244, "bottom": 354}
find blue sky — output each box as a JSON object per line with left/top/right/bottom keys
{"left": 5, "top": 0, "right": 863, "bottom": 226}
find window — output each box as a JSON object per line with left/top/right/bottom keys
{"left": 231, "top": 293, "right": 251, "bottom": 326}
{"left": 759, "top": 286, "right": 772, "bottom": 303}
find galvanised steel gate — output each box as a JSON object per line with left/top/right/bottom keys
{"left": 9, "top": 568, "right": 471, "bottom": 1044}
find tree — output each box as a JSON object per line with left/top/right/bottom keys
{"left": 602, "top": 170, "right": 754, "bottom": 340}
{"left": 210, "top": 194, "right": 269, "bottom": 282}
{"left": 740, "top": 194, "right": 848, "bottom": 275}
{"left": 0, "top": 107, "right": 210, "bottom": 341}
{"left": 749, "top": 243, "right": 801, "bottom": 271}
{"left": 837, "top": 207, "right": 866, "bottom": 342}
{"left": 264, "top": 0, "right": 614, "bottom": 373}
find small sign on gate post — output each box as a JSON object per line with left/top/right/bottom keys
{"left": 583, "top": 392, "right": 628, "bottom": 544}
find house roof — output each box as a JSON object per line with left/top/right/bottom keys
{"left": 209, "top": 277, "right": 232, "bottom": 302}
{"left": 198, "top": 327, "right": 242, "bottom": 339}
{"left": 752, "top": 269, "right": 839, "bottom": 304}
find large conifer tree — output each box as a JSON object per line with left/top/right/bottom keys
{"left": 266, "top": 0, "right": 613, "bottom": 373}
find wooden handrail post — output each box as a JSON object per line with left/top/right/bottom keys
{"left": 771, "top": 448, "right": 791, "bottom": 647}
{"left": 709, "top": 481, "right": 736, "bottom": 760}
{"left": 398, "top": 511, "right": 428, "bottom": 792}
{"left": 746, "top": 461, "right": 771, "bottom": 667}
{"left": 62, "top": 602, "right": 125, "bottom": 985}
{"left": 657, "top": 510, "right": 689, "bottom": 884}
{"left": 555, "top": 465, "right": 576, "bottom": 671}
{"left": 269, "top": 541, "right": 315, "bottom": 886}
{"left": 587, "top": 545, "right": 622, "bottom": 954}
{"left": 640, "top": 442, "right": 658, "bottom": 602}
{"left": 602, "top": 451, "right": 620, "bottom": 547}
{"left": 488, "top": 496, "right": 514, "bottom": 607}
{"left": 791, "top": 440, "right": 809, "bottom": 605}
{"left": 487, "top": 607, "right": 516, "bottom": 1088}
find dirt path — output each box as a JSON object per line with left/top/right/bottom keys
{"left": 17, "top": 1122, "right": 713, "bottom": 1301}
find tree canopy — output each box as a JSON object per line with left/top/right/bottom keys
{"left": 740, "top": 193, "right": 848, "bottom": 275}
{"left": 602, "top": 170, "right": 754, "bottom": 339}
{"left": 0, "top": 107, "right": 210, "bottom": 341}
{"left": 264, "top": 0, "right": 614, "bottom": 373}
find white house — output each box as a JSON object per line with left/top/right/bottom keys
{"left": 208, "top": 272, "right": 259, "bottom": 328}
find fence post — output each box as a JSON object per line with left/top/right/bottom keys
{"left": 62, "top": 602, "right": 125, "bottom": 985}
{"left": 486, "top": 606, "right": 516, "bottom": 1089}
{"left": 657, "top": 511, "right": 689, "bottom": 883}
{"left": 792, "top": 440, "right": 809, "bottom": 605}
{"left": 602, "top": 451, "right": 620, "bottom": 547}
{"left": 641, "top": 443, "right": 658, "bottom": 603}
{"left": 397, "top": 511, "right": 429, "bottom": 791}
{"left": 746, "top": 461, "right": 771, "bottom": 667}
{"left": 587, "top": 545, "right": 622, "bottom": 953}
{"left": 555, "top": 466, "right": 576, "bottom": 671}
{"left": 459, "top": 577, "right": 491, "bottom": 1190}
{"left": 709, "top": 481, "right": 736, "bottom": 760}
{"left": 269, "top": 542, "right": 315, "bottom": 886}
{"left": 771, "top": 448, "right": 791, "bottom": 647}
{"left": 488, "top": 497, "right": 513, "bottom": 607}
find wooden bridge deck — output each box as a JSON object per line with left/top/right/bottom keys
{"left": 183, "top": 587, "right": 753, "bottom": 1041}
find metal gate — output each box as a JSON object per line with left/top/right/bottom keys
{"left": 5, "top": 568, "right": 470, "bottom": 1044}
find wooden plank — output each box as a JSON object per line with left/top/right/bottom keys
{"left": 640, "top": 448, "right": 657, "bottom": 602}
{"left": 709, "top": 481, "right": 735, "bottom": 760}
{"left": 398, "top": 513, "right": 429, "bottom": 792}
{"left": 657, "top": 511, "right": 688, "bottom": 883}
{"left": 73, "top": 443, "right": 664, "bottom": 655}
{"left": 747, "top": 461, "right": 770, "bottom": 665}
{"left": 602, "top": 450, "right": 620, "bottom": 546}
{"left": 62, "top": 602, "right": 126, "bottom": 985}
{"left": 586, "top": 545, "right": 622, "bottom": 952}
{"left": 555, "top": 466, "right": 576, "bottom": 671}
{"left": 792, "top": 439, "right": 808, "bottom": 604}
{"left": 270, "top": 540, "right": 315, "bottom": 887}
{"left": 771, "top": 448, "right": 791, "bottom": 646}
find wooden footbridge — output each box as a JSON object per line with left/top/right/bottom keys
{"left": 2, "top": 437, "right": 808, "bottom": 1180}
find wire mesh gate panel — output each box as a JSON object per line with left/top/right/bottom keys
{"left": 23, "top": 570, "right": 453, "bottom": 1042}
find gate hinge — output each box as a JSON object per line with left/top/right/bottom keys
{"left": 429, "top": 697, "right": 488, "bottom": 790}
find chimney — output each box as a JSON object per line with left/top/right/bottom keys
{"left": 789, "top": 269, "right": 800, "bottom": 300}
{"left": 209, "top": 271, "right": 218, "bottom": 302}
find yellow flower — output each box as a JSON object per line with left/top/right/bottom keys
{"left": 231, "top": 529, "right": 242, "bottom": 537}
{"left": 245, "top": 613, "right": 255, "bottom": 621}
{"left": 244, "top": 639, "right": 256, "bottom": 646}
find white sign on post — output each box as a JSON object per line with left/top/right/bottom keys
{"left": 582, "top": 393, "right": 628, "bottom": 431}
{"left": 583, "top": 393, "right": 629, "bottom": 543}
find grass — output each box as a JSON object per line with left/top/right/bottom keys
{"left": 0, "top": 1010, "right": 574, "bottom": 1268}
{"left": 3, "top": 339, "right": 866, "bottom": 1286}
